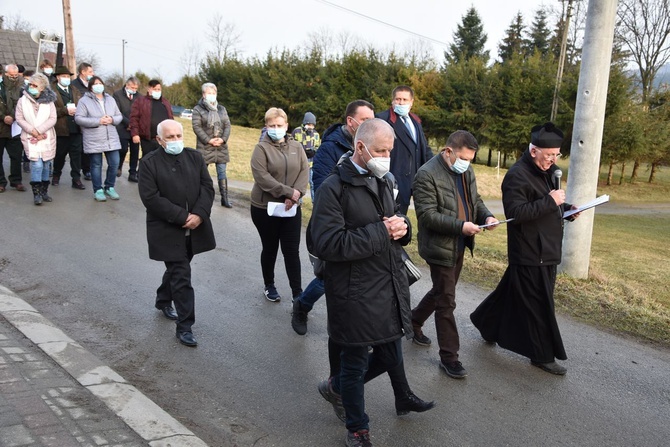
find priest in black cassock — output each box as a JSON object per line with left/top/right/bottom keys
{"left": 470, "top": 122, "right": 580, "bottom": 375}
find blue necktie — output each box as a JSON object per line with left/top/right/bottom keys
{"left": 402, "top": 116, "right": 416, "bottom": 142}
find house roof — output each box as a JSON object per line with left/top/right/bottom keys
{"left": 0, "top": 29, "right": 40, "bottom": 71}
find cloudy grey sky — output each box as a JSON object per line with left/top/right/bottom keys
{"left": 5, "top": 0, "right": 557, "bottom": 83}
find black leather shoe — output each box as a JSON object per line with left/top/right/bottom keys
{"left": 128, "top": 173, "right": 138, "bottom": 183}
{"left": 395, "top": 390, "right": 436, "bottom": 416}
{"left": 83, "top": 171, "right": 92, "bottom": 180}
{"left": 71, "top": 179, "right": 86, "bottom": 190}
{"left": 531, "top": 360, "right": 567, "bottom": 375}
{"left": 176, "top": 331, "right": 198, "bottom": 347}
{"left": 159, "top": 306, "right": 178, "bottom": 320}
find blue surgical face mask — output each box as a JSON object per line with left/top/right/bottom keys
{"left": 151, "top": 91, "right": 162, "bottom": 100}
{"left": 86, "top": 74, "right": 93, "bottom": 81}
{"left": 59, "top": 77, "right": 71, "bottom": 87}
{"left": 92, "top": 84, "right": 105, "bottom": 94}
{"left": 267, "top": 128, "right": 286, "bottom": 141}
{"left": 448, "top": 151, "right": 470, "bottom": 174}
{"left": 205, "top": 93, "right": 217, "bottom": 103}
{"left": 125, "top": 88, "right": 136, "bottom": 95}
{"left": 24, "top": 79, "right": 30, "bottom": 86}
{"left": 28, "top": 86, "right": 40, "bottom": 96}
{"left": 393, "top": 103, "right": 411, "bottom": 117}
{"left": 43, "top": 68, "right": 54, "bottom": 75}
{"left": 164, "top": 140, "right": 184, "bottom": 155}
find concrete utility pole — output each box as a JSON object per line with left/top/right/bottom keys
{"left": 62, "top": 0, "right": 76, "bottom": 72}
{"left": 122, "top": 39, "right": 127, "bottom": 80}
{"left": 559, "top": 0, "right": 618, "bottom": 278}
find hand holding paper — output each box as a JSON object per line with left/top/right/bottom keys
{"left": 267, "top": 201, "right": 297, "bottom": 217}
{"left": 563, "top": 195, "right": 610, "bottom": 218}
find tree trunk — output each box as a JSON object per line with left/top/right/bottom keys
{"left": 503, "top": 152, "right": 508, "bottom": 168}
{"left": 607, "top": 161, "right": 614, "bottom": 185}
{"left": 487, "top": 148, "right": 493, "bottom": 167}
{"left": 630, "top": 159, "right": 640, "bottom": 183}
{"left": 618, "top": 162, "right": 626, "bottom": 185}
{"left": 649, "top": 162, "right": 659, "bottom": 183}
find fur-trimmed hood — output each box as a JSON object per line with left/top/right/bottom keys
{"left": 22, "top": 87, "right": 57, "bottom": 104}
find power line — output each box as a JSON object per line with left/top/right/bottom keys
{"left": 313, "top": 0, "right": 449, "bottom": 47}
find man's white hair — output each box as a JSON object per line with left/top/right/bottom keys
{"left": 354, "top": 118, "right": 394, "bottom": 147}
{"left": 157, "top": 119, "right": 183, "bottom": 138}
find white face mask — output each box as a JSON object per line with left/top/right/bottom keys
{"left": 363, "top": 143, "right": 390, "bottom": 179}
{"left": 448, "top": 151, "right": 470, "bottom": 174}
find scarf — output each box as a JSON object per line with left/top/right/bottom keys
{"left": 202, "top": 99, "right": 222, "bottom": 136}
{"left": 20, "top": 95, "right": 51, "bottom": 155}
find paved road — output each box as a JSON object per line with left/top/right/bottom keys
{"left": 1, "top": 176, "right": 669, "bottom": 446}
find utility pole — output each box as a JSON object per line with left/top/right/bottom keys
{"left": 61, "top": 0, "right": 76, "bottom": 72}
{"left": 559, "top": 0, "right": 618, "bottom": 279}
{"left": 551, "top": 0, "right": 574, "bottom": 122}
{"left": 122, "top": 39, "right": 127, "bottom": 80}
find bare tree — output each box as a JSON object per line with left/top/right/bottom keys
{"left": 336, "top": 30, "right": 364, "bottom": 56}
{"left": 402, "top": 38, "right": 437, "bottom": 70}
{"left": 180, "top": 38, "right": 203, "bottom": 77}
{"left": 206, "top": 13, "right": 242, "bottom": 61}
{"left": 1, "top": 14, "right": 36, "bottom": 32}
{"left": 616, "top": 0, "right": 670, "bottom": 103}
{"left": 306, "top": 27, "right": 335, "bottom": 59}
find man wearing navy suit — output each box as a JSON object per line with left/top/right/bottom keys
{"left": 376, "top": 85, "right": 433, "bottom": 214}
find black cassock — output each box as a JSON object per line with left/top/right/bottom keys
{"left": 470, "top": 264, "right": 567, "bottom": 363}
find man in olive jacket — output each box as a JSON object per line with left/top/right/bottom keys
{"left": 310, "top": 118, "right": 413, "bottom": 446}
{"left": 138, "top": 119, "right": 215, "bottom": 347}
{"left": 411, "top": 130, "right": 497, "bottom": 379}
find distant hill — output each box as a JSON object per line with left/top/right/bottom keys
{"left": 654, "top": 64, "right": 670, "bottom": 89}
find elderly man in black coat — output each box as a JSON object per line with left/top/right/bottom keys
{"left": 310, "top": 118, "right": 417, "bottom": 447}
{"left": 470, "top": 122, "right": 580, "bottom": 375}
{"left": 138, "top": 119, "right": 215, "bottom": 347}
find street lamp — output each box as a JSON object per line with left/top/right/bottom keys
{"left": 30, "top": 29, "right": 63, "bottom": 71}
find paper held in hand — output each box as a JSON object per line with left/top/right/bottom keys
{"left": 479, "top": 218, "right": 515, "bottom": 229}
{"left": 267, "top": 201, "right": 297, "bottom": 217}
{"left": 563, "top": 194, "right": 610, "bottom": 218}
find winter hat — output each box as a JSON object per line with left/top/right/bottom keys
{"left": 303, "top": 112, "right": 316, "bottom": 125}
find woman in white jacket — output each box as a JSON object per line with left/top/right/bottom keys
{"left": 15, "top": 73, "right": 57, "bottom": 205}
{"left": 75, "top": 76, "right": 122, "bottom": 202}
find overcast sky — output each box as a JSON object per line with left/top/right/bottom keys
{"left": 5, "top": 0, "right": 558, "bottom": 83}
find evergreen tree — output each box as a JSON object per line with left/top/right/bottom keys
{"left": 498, "top": 12, "right": 528, "bottom": 62}
{"left": 446, "top": 7, "right": 489, "bottom": 65}
{"left": 526, "top": 8, "right": 552, "bottom": 56}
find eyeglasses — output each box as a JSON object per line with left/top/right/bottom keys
{"left": 535, "top": 148, "right": 562, "bottom": 160}
{"left": 28, "top": 83, "right": 39, "bottom": 88}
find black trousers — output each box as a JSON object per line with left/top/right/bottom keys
{"left": 118, "top": 137, "right": 140, "bottom": 175}
{"left": 0, "top": 137, "right": 24, "bottom": 186}
{"left": 250, "top": 204, "right": 303, "bottom": 297}
{"left": 155, "top": 237, "right": 195, "bottom": 333}
{"left": 53, "top": 133, "right": 83, "bottom": 180}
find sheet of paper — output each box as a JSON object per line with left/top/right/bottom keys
{"left": 267, "top": 201, "right": 297, "bottom": 218}
{"left": 563, "top": 194, "right": 610, "bottom": 218}
{"left": 11, "top": 122, "right": 21, "bottom": 138}
{"left": 479, "top": 218, "right": 515, "bottom": 229}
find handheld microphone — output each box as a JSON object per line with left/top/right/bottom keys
{"left": 554, "top": 169, "right": 563, "bottom": 190}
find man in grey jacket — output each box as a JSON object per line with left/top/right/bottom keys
{"left": 410, "top": 130, "right": 498, "bottom": 379}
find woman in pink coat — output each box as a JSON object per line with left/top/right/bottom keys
{"left": 15, "top": 73, "right": 57, "bottom": 205}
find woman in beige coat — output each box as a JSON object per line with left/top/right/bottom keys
{"left": 15, "top": 73, "right": 57, "bottom": 205}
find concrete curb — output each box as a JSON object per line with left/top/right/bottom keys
{"left": 0, "top": 284, "right": 209, "bottom": 447}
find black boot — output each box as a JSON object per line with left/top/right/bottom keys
{"left": 40, "top": 181, "right": 53, "bottom": 202}
{"left": 291, "top": 299, "right": 309, "bottom": 335}
{"left": 395, "top": 390, "right": 435, "bottom": 416}
{"left": 30, "top": 182, "right": 42, "bottom": 205}
{"left": 219, "top": 179, "right": 232, "bottom": 208}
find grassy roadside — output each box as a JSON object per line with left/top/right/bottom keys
{"left": 182, "top": 119, "right": 670, "bottom": 346}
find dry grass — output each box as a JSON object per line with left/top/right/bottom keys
{"left": 207, "top": 122, "right": 670, "bottom": 345}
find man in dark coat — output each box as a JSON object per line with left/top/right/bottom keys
{"left": 70, "top": 62, "right": 95, "bottom": 180}
{"left": 138, "top": 119, "right": 215, "bottom": 347}
{"left": 310, "top": 118, "right": 414, "bottom": 447}
{"left": 411, "top": 131, "right": 498, "bottom": 379}
{"left": 51, "top": 66, "right": 85, "bottom": 189}
{"left": 129, "top": 79, "right": 173, "bottom": 159}
{"left": 470, "top": 122, "right": 580, "bottom": 375}
{"left": 376, "top": 85, "right": 433, "bottom": 214}
{"left": 113, "top": 77, "right": 140, "bottom": 181}
{"left": 0, "top": 64, "right": 27, "bottom": 192}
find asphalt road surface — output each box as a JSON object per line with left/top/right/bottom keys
{"left": 1, "top": 174, "right": 668, "bottom": 447}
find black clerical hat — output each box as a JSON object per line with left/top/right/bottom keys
{"left": 531, "top": 122, "right": 564, "bottom": 148}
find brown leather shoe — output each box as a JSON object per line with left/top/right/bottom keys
{"left": 0, "top": 186, "right": 5, "bottom": 193}
{"left": 11, "top": 183, "right": 26, "bottom": 192}
{"left": 52, "top": 175, "right": 60, "bottom": 186}
{"left": 71, "top": 179, "right": 86, "bottom": 190}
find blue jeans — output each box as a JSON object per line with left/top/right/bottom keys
{"left": 89, "top": 150, "right": 119, "bottom": 192}
{"left": 308, "top": 167, "right": 314, "bottom": 200}
{"left": 297, "top": 276, "right": 324, "bottom": 311}
{"left": 215, "top": 162, "right": 227, "bottom": 181}
{"left": 334, "top": 339, "right": 403, "bottom": 432}
{"left": 30, "top": 159, "right": 52, "bottom": 183}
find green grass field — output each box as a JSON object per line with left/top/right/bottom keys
{"left": 180, "top": 118, "right": 670, "bottom": 345}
